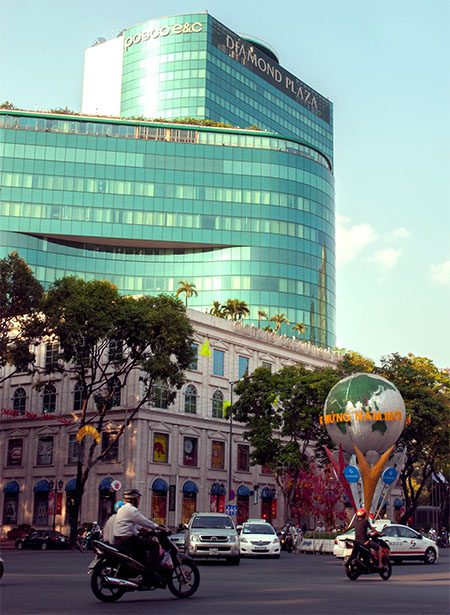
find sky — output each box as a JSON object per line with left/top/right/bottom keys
{"left": 1, "top": 0, "right": 449, "bottom": 367}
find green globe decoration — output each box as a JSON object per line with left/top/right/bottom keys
{"left": 323, "top": 373, "right": 406, "bottom": 455}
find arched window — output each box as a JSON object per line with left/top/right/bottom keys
{"left": 111, "top": 377, "right": 121, "bottom": 407}
{"left": 73, "top": 382, "right": 84, "bottom": 412}
{"left": 13, "top": 387, "right": 27, "bottom": 415}
{"left": 42, "top": 384, "right": 56, "bottom": 414}
{"left": 212, "top": 390, "right": 224, "bottom": 418}
{"left": 184, "top": 384, "right": 197, "bottom": 414}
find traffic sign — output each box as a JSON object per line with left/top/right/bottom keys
{"left": 225, "top": 504, "right": 238, "bottom": 516}
{"left": 343, "top": 465, "right": 361, "bottom": 483}
{"left": 382, "top": 467, "right": 398, "bottom": 485}
{"left": 111, "top": 480, "right": 121, "bottom": 491}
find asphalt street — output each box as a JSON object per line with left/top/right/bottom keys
{"left": 1, "top": 548, "right": 449, "bottom": 615}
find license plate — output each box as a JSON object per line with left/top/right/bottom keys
{"left": 253, "top": 546, "right": 267, "bottom": 551}
{"left": 209, "top": 548, "right": 219, "bottom": 555}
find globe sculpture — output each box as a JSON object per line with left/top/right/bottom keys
{"left": 323, "top": 373, "right": 406, "bottom": 513}
{"left": 323, "top": 373, "right": 406, "bottom": 454}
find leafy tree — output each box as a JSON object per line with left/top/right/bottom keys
{"left": 222, "top": 298, "right": 250, "bottom": 321}
{"left": 0, "top": 101, "right": 17, "bottom": 109}
{"left": 377, "top": 353, "right": 450, "bottom": 524}
{"left": 233, "top": 365, "right": 339, "bottom": 521}
{"left": 257, "top": 309, "right": 268, "bottom": 329}
{"left": 292, "top": 322, "right": 306, "bottom": 338}
{"left": 175, "top": 280, "right": 198, "bottom": 306}
{"left": 270, "top": 313, "right": 289, "bottom": 335}
{"left": 0, "top": 252, "right": 45, "bottom": 383}
{"left": 43, "top": 277, "right": 194, "bottom": 541}
{"left": 209, "top": 301, "right": 226, "bottom": 318}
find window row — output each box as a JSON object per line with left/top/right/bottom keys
{"left": 3, "top": 201, "right": 327, "bottom": 242}
{"left": 5, "top": 434, "right": 254, "bottom": 472}
{"left": 0, "top": 114, "right": 331, "bottom": 169}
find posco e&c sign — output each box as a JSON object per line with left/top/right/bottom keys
{"left": 125, "top": 21, "right": 203, "bottom": 50}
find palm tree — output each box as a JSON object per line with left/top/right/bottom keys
{"left": 270, "top": 313, "right": 289, "bottom": 335}
{"left": 292, "top": 322, "right": 306, "bottom": 338}
{"left": 209, "top": 301, "right": 225, "bottom": 318}
{"left": 257, "top": 309, "right": 268, "bottom": 329}
{"left": 223, "top": 298, "right": 250, "bottom": 321}
{"left": 175, "top": 281, "right": 198, "bottom": 306}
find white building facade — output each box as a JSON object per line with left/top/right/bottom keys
{"left": 0, "top": 310, "right": 339, "bottom": 534}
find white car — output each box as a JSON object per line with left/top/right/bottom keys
{"left": 333, "top": 522, "right": 439, "bottom": 564}
{"left": 239, "top": 521, "right": 281, "bottom": 558}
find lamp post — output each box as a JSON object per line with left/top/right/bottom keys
{"left": 49, "top": 479, "right": 64, "bottom": 531}
{"left": 227, "top": 379, "right": 240, "bottom": 506}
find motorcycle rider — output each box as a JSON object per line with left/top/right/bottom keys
{"left": 349, "top": 508, "right": 383, "bottom": 569}
{"left": 113, "top": 488, "right": 162, "bottom": 573}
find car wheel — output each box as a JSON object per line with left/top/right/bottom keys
{"left": 41, "top": 541, "right": 48, "bottom": 551}
{"left": 16, "top": 541, "right": 24, "bottom": 550}
{"left": 424, "top": 547, "right": 437, "bottom": 565}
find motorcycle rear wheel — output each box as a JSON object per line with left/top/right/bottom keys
{"left": 379, "top": 561, "right": 392, "bottom": 580}
{"left": 91, "top": 561, "right": 126, "bottom": 602}
{"left": 167, "top": 560, "right": 200, "bottom": 598}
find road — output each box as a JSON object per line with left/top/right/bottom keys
{"left": 1, "top": 549, "right": 449, "bottom": 615}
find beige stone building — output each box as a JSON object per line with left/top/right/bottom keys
{"left": 0, "top": 310, "right": 338, "bottom": 534}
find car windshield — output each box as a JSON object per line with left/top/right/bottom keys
{"left": 191, "top": 516, "right": 234, "bottom": 529}
{"left": 242, "top": 524, "right": 274, "bottom": 535}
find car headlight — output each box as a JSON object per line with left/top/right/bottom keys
{"left": 228, "top": 536, "right": 237, "bottom": 543}
{"left": 189, "top": 535, "right": 201, "bottom": 544}
{"left": 240, "top": 537, "right": 248, "bottom": 543}
{"left": 273, "top": 537, "right": 280, "bottom": 544}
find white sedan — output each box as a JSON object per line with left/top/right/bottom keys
{"left": 333, "top": 522, "right": 439, "bottom": 564}
{"left": 239, "top": 521, "right": 281, "bottom": 558}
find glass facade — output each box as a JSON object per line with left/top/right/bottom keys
{"left": 0, "top": 12, "right": 335, "bottom": 347}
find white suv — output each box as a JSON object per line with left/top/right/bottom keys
{"left": 185, "top": 512, "right": 240, "bottom": 565}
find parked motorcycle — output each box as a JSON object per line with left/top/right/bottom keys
{"left": 88, "top": 528, "right": 200, "bottom": 602}
{"left": 344, "top": 532, "right": 392, "bottom": 581}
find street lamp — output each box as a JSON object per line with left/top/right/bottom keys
{"left": 49, "top": 479, "right": 64, "bottom": 531}
{"left": 227, "top": 379, "right": 240, "bottom": 505}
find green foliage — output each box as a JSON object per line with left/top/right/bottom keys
{"left": 233, "top": 365, "right": 340, "bottom": 518}
{"left": 0, "top": 101, "right": 17, "bottom": 109}
{"left": 0, "top": 252, "right": 45, "bottom": 381}
{"left": 175, "top": 281, "right": 198, "bottom": 306}
{"left": 377, "top": 353, "right": 450, "bottom": 522}
{"left": 43, "top": 277, "right": 194, "bottom": 541}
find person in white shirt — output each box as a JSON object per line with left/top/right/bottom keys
{"left": 113, "top": 489, "right": 161, "bottom": 570}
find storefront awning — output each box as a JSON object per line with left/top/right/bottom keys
{"left": 152, "top": 478, "right": 169, "bottom": 493}
{"left": 211, "top": 482, "right": 226, "bottom": 496}
{"left": 34, "top": 479, "right": 50, "bottom": 493}
{"left": 183, "top": 480, "right": 198, "bottom": 495}
{"left": 237, "top": 485, "right": 251, "bottom": 497}
{"left": 261, "top": 486, "right": 276, "bottom": 500}
{"left": 98, "top": 476, "right": 114, "bottom": 494}
{"left": 4, "top": 480, "right": 20, "bottom": 493}
{"left": 65, "top": 478, "right": 77, "bottom": 493}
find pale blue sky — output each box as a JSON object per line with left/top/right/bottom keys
{"left": 1, "top": 0, "right": 449, "bottom": 367}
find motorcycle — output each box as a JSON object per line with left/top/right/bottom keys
{"left": 344, "top": 532, "right": 392, "bottom": 581}
{"left": 0, "top": 556, "right": 4, "bottom": 580}
{"left": 436, "top": 532, "right": 449, "bottom": 548}
{"left": 88, "top": 528, "right": 200, "bottom": 602}
{"left": 76, "top": 528, "right": 102, "bottom": 552}
{"left": 278, "top": 530, "right": 294, "bottom": 553}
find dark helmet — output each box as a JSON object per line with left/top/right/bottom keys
{"left": 356, "top": 508, "right": 367, "bottom": 518}
{"left": 123, "top": 488, "right": 142, "bottom": 502}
